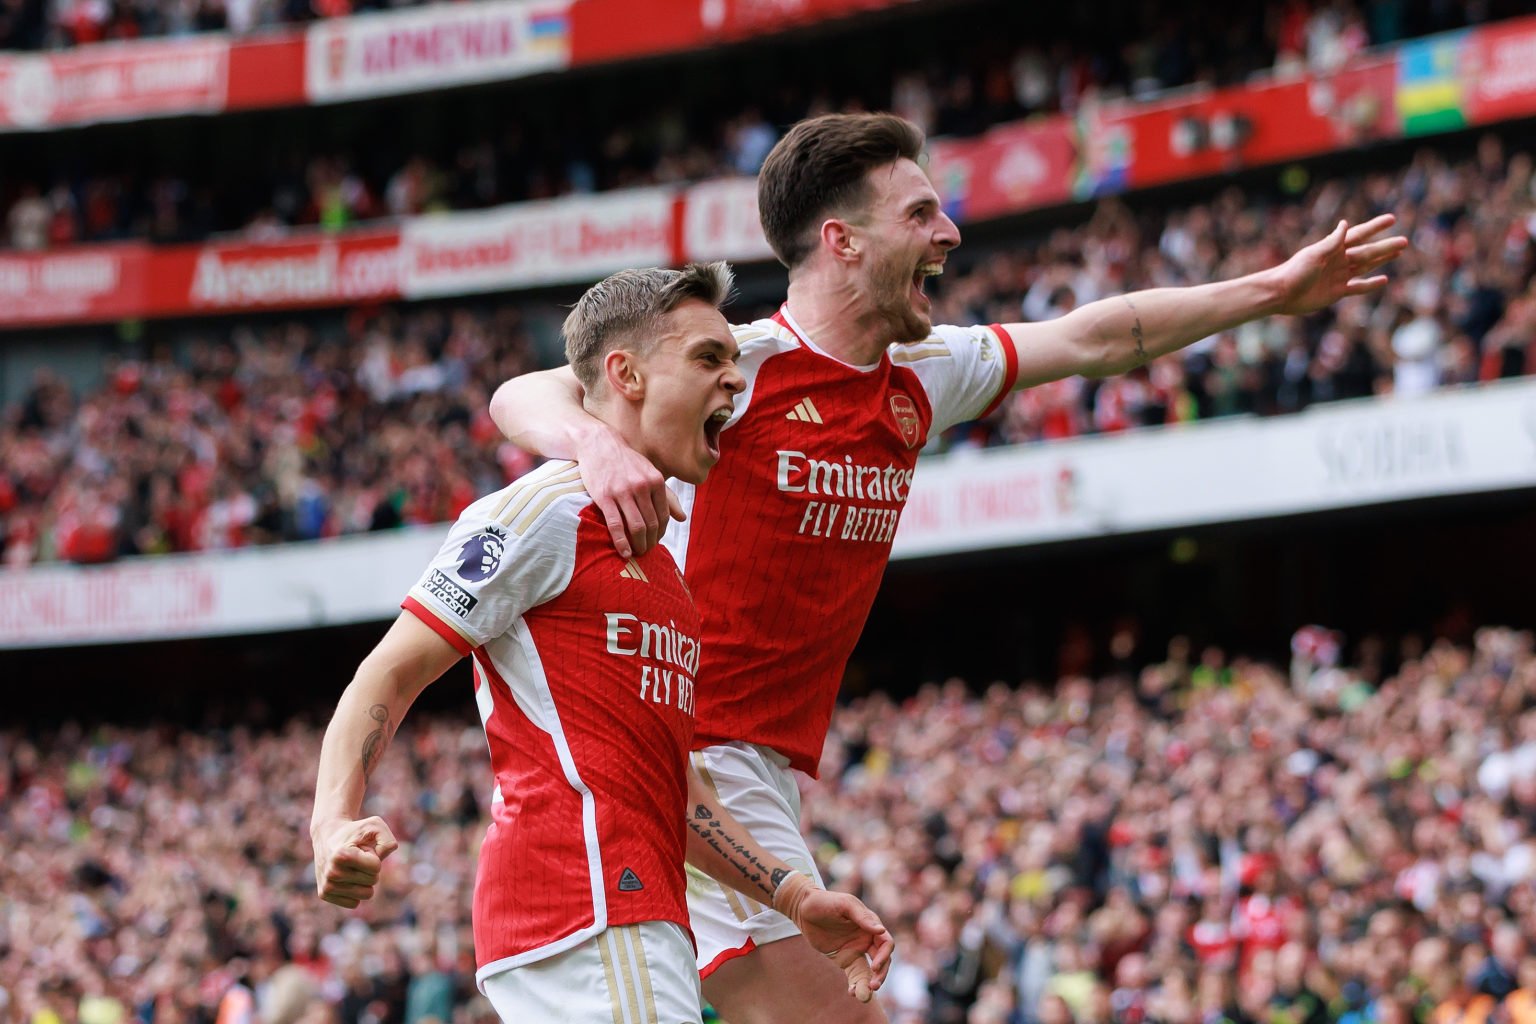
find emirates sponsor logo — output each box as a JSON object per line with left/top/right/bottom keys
{"left": 775, "top": 450, "right": 913, "bottom": 504}
{"left": 604, "top": 613, "right": 701, "bottom": 676}
{"left": 604, "top": 612, "right": 699, "bottom": 716}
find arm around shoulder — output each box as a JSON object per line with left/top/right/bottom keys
{"left": 488, "top": 366, "right": 681, "bottom": 560}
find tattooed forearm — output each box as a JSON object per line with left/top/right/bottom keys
{"left": 1124, "top": 295, "right": 1149, "bottom": 365}
{"left": 689, "top": 803, "right": 777, "bottom": 901}
{"left": 360, "top": 704, "right": 392, "bottom": 782}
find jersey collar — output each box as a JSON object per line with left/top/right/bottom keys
{"left": 772, "top": 305, "right": 885, "bottom": 373}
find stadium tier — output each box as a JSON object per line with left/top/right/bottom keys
{"left": 3, "top": 135, "right": 1535, "bottom": 587}
{"left": 6, "top": 629, "right": 1536, "bottom": 1023}
{"left": 5, "top": 3, "right": 1536, "bottom": 1024}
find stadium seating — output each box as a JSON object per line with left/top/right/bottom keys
{"left": 4, "top": 626, "right": 1533, "bottom": 1022}
{"left": 4, "top": 142, "right": 1531, "bottom": 568}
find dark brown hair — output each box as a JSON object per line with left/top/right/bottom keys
{"left": 757, "top": 113, "right": 926, "bottom": 270}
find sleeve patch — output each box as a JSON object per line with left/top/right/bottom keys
{"left": 420, "top": 569, "right": 479, "bottom": 618}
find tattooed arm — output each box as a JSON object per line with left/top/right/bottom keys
{"left": 684, "top": 770, "right": 895, "bottom": 1000}
{"left": 310, "top": 612, "right": 462, "bottom": 908}
{"left": 998, "top": 215, "right": 1405, "bottom": 389}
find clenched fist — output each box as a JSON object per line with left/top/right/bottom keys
{"left": 311, "top": 815, "right": 399, "bottom": 909}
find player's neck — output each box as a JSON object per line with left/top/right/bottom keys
{"left": 584, "top": 398, "right": 667, "bottom": 479}
{"left": 784, "top": 276, "right": 896, "bottom": 366}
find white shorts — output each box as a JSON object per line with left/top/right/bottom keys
{"left": 481, "top": 922, "right": 702, "bottom": 1024}
{"left": 684, "top": 742, "right": 825, "bottom": 977}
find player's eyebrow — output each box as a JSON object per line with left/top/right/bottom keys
{"left": 686, "top": 336, "right": 740, "bottom": 361}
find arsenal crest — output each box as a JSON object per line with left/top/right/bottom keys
{"left": 889, "top": 394, "right": 921, "bottom": 449}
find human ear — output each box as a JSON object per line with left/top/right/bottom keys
{"left": 821, "top": 218, "right": 860, "bottom": 263}
{"left": 603, "top": 348, "right": 645, "bottom": 399}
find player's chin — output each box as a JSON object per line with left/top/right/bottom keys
{"left": 677, "top": 448, "right": 717, "bottom": 486}
{"left": 903, "top": 302, "right": 933, "bottom": 339}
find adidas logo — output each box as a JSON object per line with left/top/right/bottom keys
{"left": 784, "top": 397, "right": 823, "bottom": 424}
{"left": 618, "top": 868, "right": 644, "bottom": 892}
{"left": 618, "top": 559, "right": 649, "bottom": 583}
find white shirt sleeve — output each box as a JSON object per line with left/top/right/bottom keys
{"left": 895, "top": 323, "right": 1022, "bottom": 435}
{"left": 404, "top": 484, "right": 584, "bottom": 653}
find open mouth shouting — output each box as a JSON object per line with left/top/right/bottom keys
{"left": 703, "top": 404, "right": 732, "bottom": 459}
{"left": 911, "top": 260, "right": 944, "bottom": 308}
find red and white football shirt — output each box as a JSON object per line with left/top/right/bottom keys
{"left": 402, "top": 460, "right": 703, "bottom": 984}
{"left": 666, "top": 307, "right": 1019, "bottom": 774}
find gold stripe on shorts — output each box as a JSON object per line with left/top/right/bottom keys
{"left": 612, "top": 926, "right": 645, "bottom": 1024}
{"left": 598, "top": 929, "right": 626, "bottom": 1024}
{"left": 626, "top": 925, "right": 659, "bottom": 1024}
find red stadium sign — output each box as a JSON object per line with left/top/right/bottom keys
{"left": 928, "top": 119, "right": 1078, "bottom": 222}
{"left": 1465, "top": 19, "right": 1536, "bottom": 125}
{"left": 0, "top": 37, "right": 228, "bottom": 130}
{"left": 682, "top": 178, "right": 775, "bottom": 263}
{"left": 154, "top": 230, "right": 403, "bottom": 314}
{"left": 567, "top": 0, "right": 914, "bottom": 63}
{"left": 0, "top": 230, "right": 401, "bottom": 327}
{"left": 0, "top": 245, "right": 148, "bottom": 324}
{"left": 1077, "top": 57, "right": 1398, "bottom": 195}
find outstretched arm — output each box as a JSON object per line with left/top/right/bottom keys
{"left": 310, "top": 613, "right": 462, "bottom": 908}
{"left": 489, "top": 367, "right": 680, "bottom": 560}
{"left": 684, "top": 769, "right": 894, "bottom": 1002}
{"left": 1004, "top": 214, "right": 1407, "bottom": 389}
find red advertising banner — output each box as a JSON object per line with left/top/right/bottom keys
{"left": 0, "top": 230, "right": 400, "bottom": 327}
{"left": 568, "top": 0, "right": 912, "bottom": 64}
{"left": 145, "top": 229, "right": 402, "bottom": 315}
{"left": 1077, "top": 57, "right": 1398, "bottom": 195}
{"left": 928, "top": 119, "right": 1078, "bottom": 223}
{"left": 1464, "top": 18, "right": 1536, "bottom": 125}
{"left": 226, "top": 33, "right": 306, "bottom": 111}
{"left": 0, "top": 37, "right": 228, "bottom": 130}
{"left": 0, "top": 245, "right": 149, "bottom": 325}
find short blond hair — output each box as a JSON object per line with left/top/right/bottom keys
{"left": 564, "top": 262, "right": 735, "bottom": 391}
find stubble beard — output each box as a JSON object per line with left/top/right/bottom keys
{"left": 872, "top": 259, "right": 931, "bottom": 344}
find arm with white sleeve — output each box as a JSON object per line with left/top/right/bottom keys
{"left": 310, "top": 496, "right": 571, "bottom": 908}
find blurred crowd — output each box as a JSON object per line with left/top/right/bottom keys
{"left": 0, "top": 0, "right": 434, "bottom": 50}
{"left": 930, "top": 137, "right": 1535, "bottom": 447}
{"left": 3, "top": 0, "right": 1521, "bottom": 250}
{"left": 4, "top": 625, "right": 1536, "bottom": 1024}
{"left": 809, "top": 624, "right": 1536, "bottom": 1024}
{"left": 6, "top": 138, "right": 1535, "bottom": 569}
{"left": 0, "top": 305, "right": 540, "bottom": 567}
